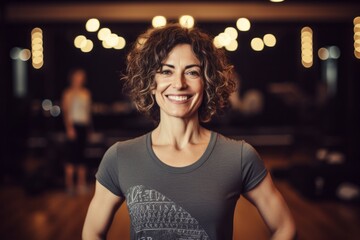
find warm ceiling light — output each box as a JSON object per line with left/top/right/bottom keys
{"left": 218, "top": 32, "right": 232, "bottom": 47}
{"left": 224, "top": 27, "right": 238, "bottom": 40}
{"left": 114, "top": 36, "right": 126, "bottom": 50}
{"left": 213, "top": 36, "right": 223, "bottom": 49}
{"left": 74, "top": 35, "right": 87, "bottom": 48}
{"left": 179, "top": 15, "right": 195, "bottom": 29}
{"left": 236, "top": 18, "right": 251, "bottom": 32}
{"left": 98, "top": 28, "right": 111, "bottom": 41}
{"left": 270, "top": 0, "right": 285, "bottom": 2}
{"left": 318, "top": 48, "right": 329, "bottom": 61}
{"left": 225, "top": 40, "right": 238, "bottom": 51}
{"left": 81, "top": 39, "right": 93, "bottom": 53}
{"left": 263, "top": 34, "right": 276, "bottom": 47}
{"left": 251, "top": 38, "right": 264, "bottom": 51}
{"left": 152, "top": 16, "right": 167, "bottom": 28}
{"left": 19, "top": 49, "right": 31, "bottom": 61}
{"left": 85, "top": 18, "right": 100, "bottom": 32}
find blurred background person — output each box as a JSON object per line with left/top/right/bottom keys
{"left": 61, "top": 68, "right": 92, "bottom": 195}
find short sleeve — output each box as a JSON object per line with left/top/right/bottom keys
{"left": 241, "top": 141, "right": 268, "bottom": 193}
{"left": 95, "top": 143, "right": 124, "bottom": 197}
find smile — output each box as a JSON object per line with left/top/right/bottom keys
{"left": 166, "top": 95, "right": 192, "bottom": 103}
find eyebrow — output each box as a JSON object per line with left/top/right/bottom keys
{"left": 161, "top": 64, "right": 201, "bottom": 70}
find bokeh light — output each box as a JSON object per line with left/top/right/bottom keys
{"left": 236, "top": 18, "right": 251, "bottom": 32}
{"left": 251, "top": 38, "right": 264, "bottom": 51}
{"left": 179, "top": 15, "right": 195, "bottom": 29}
{"left": 81, "top": 39, "right": 94, "bottom": 53}
{"left": 42, "top": 99, "right": 52, "bottom": 111}
{"left": 225, "top": 40, "right": 238, "bottom": 51}
{"left": 263, "top": 34, "right": 276, "bottom": 47}
{"left": 318, "top": 47, "right": 329, "bottom": 60}
{"left": 114, "top": 36, "right": 126, "bottom": 50}
{"left": 98, "top": 28, "right": 111, "bottom": 41}
{"left": 224, "top": 27, "right": 238, "bottom": 40}
{"left": 301, "top": 26, "right": 313, "bottom": 68}
{"left": 85, "top": 18, "right": 100, "bottom": 32}
{"left": 19, "top": 49, "right": 31, "bottom": 61}
{"left": 74, "top": 35, "right": 87, "bottom": 48}
{"left": 152, "top": 16, "right": 167, "bottom": 28}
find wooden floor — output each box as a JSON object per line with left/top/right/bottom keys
{"left": 1, "top": 153, "right": 360, "bottom": 240}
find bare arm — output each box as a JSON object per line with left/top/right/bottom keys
{"left": 61, "top": 90, "right": 76, "bottom": 139}
{"left": 244, "top": 173, "right": 296, "bottom": 240}
{"left": 82, "top": 181, "right": 123, "bottom": 240}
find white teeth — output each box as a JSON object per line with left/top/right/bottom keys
{"left": 167, "top": 95, "right": 189, "bottom": 101}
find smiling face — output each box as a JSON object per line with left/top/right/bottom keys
{"left": 154, "top": 44, "right": 204, "bottom": 121}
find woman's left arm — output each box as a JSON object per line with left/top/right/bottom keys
{"left": 244, "top": 173, "right": 297, "bottom": 240}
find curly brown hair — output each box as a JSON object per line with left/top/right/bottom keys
{"left": 122, "top": 23, "right": 236, "bottom": 122}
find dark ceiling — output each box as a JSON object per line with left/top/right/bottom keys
{"left": 4, "top": 0, "right": 360, "bottom": 3}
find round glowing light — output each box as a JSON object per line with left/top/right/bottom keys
{"left": 236, "top": 18, "right": 251, "bottom": 31}
{"left": 32, "top": 44, "right": 43, "bottom": 51}
{"left": 263, "top": 34, "right": 276, "bottom": 47}
{"left": 224, "top": 27, "right": 238, "bottom": 40}
{"left": 31, "top": 27, "right": 42, "bottom": 34}
{"left": 33, "top": 56, "right": 43, "bottom": 64}
{"left": 105, "top": 33, "right": 119, "bottom": 47}
{"left": 85, "top": 18, "right": 100, "bottom": 32}
{"left": 10, "top": 47, "right": 21, "bottom": 60}
{"left": 31, "top": 32, "right": 43, "bottom": 40}
{"left": 251, "top": 38, "right": 264, "bottom": 51}
{"left": 270, "top": 0, "right": 285, "bottom": 2}
{"left": 179, "top": 15, "right": 195, "bottom": 29}
{"left": 301, "top": 27, "right": 313, "bottom": 34}
{"left": 225, "top": 40, "right": 238, "bottom": 51}
{"left": 302, "top": 49, "right": 313, "bottom": 56}
{"left": 301, "top": 37, "right": 312, "bottom": 44}
{"left": 33, "top": 62, "right": 44, "bottom": 69}
{"left": 318, "top": 48, "right": 329, "bottom": 60}
{"left": 98, "top": 28, "right": 111, "bottom": 41}
{"left": 354, "top": 16, "right": 360, "bottom": 25}
{"left": 50, "top": 105, "right": 61, "bottom": 117}
{"left": 74, "top": 35, "right": 87, "bottom": 48}
{"left": 32, "top": 51, "right": 43, "bottom": 57}
{"left": 114, "top": 36, "right": 126, "bottom": 50}
{"left": 19, "top": 49, "right": 31, "bottom": 61}
{"left": 42, "top": 99, "right": 52, "bottom": 111}
{"left": 355, "top": 50, "right": 360, "bottom": 59}
{"left": 329, "top": 46, "right": 340, "bottom": 59}
{"left": 218, "top": 32, "right": 232, "bottom": 46}
{"left": 81, "top": 39, "right": 93, "bottom": 53}
{"left": 102, "top": 40, "right": 112, "bottom": 49}
{"left": 32, "top": 38, "right": 43, "bottom": 45}
{"left": 302, "top": 55, "right": 313, "bottom": 63}
{"left": 302, "top": 60, "right": 312, "bottom": 68}
{"left": 152, "top": 16, "right": 167, "bottom": 28}
{"left": 213, "top": 36, "right": 223, "bottom": 48}
{"left": 355, "top": 45, "right": 360, "bottom": 52}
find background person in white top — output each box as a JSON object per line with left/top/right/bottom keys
{"left": 61, "top": 68, "right": 92, "bottom": 195}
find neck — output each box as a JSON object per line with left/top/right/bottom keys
{"left": 152, "top": 112, "right": 208, "bottom": 149}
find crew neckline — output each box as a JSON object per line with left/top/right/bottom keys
{"left": 146, "top": 131, "right": 217, "bottom": 174}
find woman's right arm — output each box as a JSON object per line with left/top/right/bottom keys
{"left": 82, "top": 181, "right": 123, "bottom": 240}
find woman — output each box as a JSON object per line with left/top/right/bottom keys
{"left": 83, "top": 24, "right": 296, "bottom": 239}
{"left": 62, "top": 69, "right": 92, "bottom": 195}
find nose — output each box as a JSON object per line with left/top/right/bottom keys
{"left": 172, "top": 73, "right": 187, "bottom": 89}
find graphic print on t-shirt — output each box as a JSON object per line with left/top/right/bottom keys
{"left": 126, "top": 185, "right": 210, "bottom": 240}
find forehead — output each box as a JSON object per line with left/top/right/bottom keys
{"left": 163, "top": 44, "right": 200, "bottom": 65}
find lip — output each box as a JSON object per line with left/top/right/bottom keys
{"left": 165, "top": 94, "right": 193, "bottom": 104}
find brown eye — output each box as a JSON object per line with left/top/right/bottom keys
{"left": 161, "top": 70, "right": 172, "bottom": 75}
{"left": 186, "top": 71, "right": 200, "bottom": 77}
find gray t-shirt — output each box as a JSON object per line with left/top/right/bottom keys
{"left": 96, "top": 131, "right": 267, "bottom": 240}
